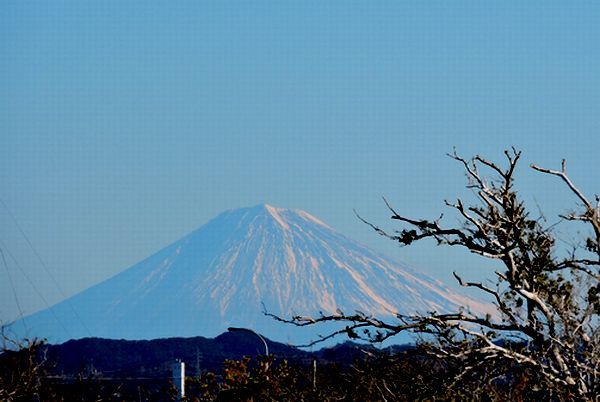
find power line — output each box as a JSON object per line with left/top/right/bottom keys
{"left": 0, "top": 245, "right": 27, "bottom": 332}
{"left": 0, "top": 238, "right": 72, "bottom": 339}
{"left": 0, "top": 198, "right": 91, "bottom": 337}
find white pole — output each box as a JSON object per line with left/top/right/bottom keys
{"left": 313, "top": 359, "right": 317, "bottom": 391}
{"left": 172, "top": 360, "right": 185, "bottom": 399}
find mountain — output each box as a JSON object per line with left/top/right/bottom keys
{"left": 9, "top": 204, "right": 491, "bottom": 345}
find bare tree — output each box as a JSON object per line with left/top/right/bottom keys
{"left": 0, "top": 327, "right": 49, "bottom": 401}
{"left": 268, "top": 149, "right": 599, "bottom": 400}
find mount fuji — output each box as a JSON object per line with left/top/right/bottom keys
{"left": 10, "top": 204, "right": 491, "bottom": 345}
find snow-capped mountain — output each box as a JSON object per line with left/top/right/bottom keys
{"left": 10, "top": 204, "right": 491, "bottom": 345}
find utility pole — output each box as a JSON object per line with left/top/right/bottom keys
{"left": 313, "top": 359, "right": 317, "bottom": 391}
{"left": 195, "top": 347, "right": 201, "bottom": 376}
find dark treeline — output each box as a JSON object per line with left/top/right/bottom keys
{"left": 0, "top": 334, "right": 552, "bottom": 401}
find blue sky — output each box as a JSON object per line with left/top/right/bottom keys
{"left": 1, "top": 1, "right": 599, "bottom": 323}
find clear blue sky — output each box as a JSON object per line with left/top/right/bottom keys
{"left": 1, "top": 1, "right": 599, "bottom": 324}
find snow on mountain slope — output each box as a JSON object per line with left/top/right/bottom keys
{"left": 10, "top": 204, "right": 491, "bottom": 345}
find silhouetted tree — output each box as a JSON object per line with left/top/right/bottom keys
{"left": 269, "top": 149, "right": 599, "bottom": 400}
{"left": 0, "top": 330, "right": 51, "bottom": 401}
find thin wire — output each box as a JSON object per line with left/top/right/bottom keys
{"left": 0, "top": 198, "right": 91, "bottom": 337}
{"left": 0, "top": 245, "right": 27, "bottom": 332}
{"left": 41, "top": 376, "right": 173, "bottom": 381}
{"left": 0, "top": 238, "right": 72, "bottom": 338}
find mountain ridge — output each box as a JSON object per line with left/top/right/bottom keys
{"left": 9, "top": 204, "right": 491, "bottom": 345}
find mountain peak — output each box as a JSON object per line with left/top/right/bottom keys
{"left": 13, "top": 205, "right": 492, "bottom": 345}
{"left": 247, "top": 203, "right": 332, "bottom": 231}
{"left": 263, "top": 204, "right": 290, "bottom": 230}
